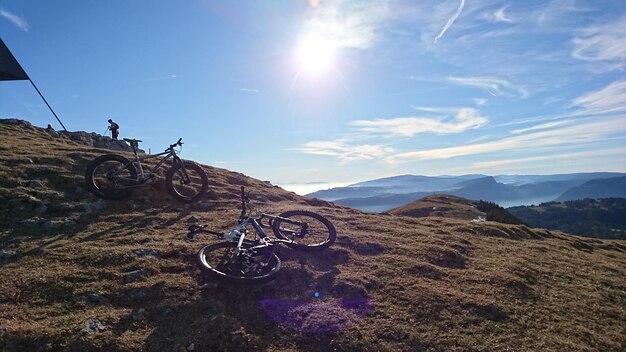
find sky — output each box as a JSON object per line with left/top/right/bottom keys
{"left": 1, "top": 0, "right": 626, "bottom": 194}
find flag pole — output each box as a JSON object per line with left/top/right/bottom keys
{"left": 28, "top": 79, "right": 68, "bottom": 131}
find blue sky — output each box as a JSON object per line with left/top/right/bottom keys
{"left": 1, "top": 0, "right": 625, "bottom": 194}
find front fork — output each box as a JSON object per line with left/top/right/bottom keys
{"left": 173, "top": 156, "right": 191, "bottom": 184}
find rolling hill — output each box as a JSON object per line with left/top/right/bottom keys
{"left": 1, "top": 119, "right": 625, "bottom": 351}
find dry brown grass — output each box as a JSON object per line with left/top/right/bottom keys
{"left": 1, "top": 120, "right": 625, "bottom": 351}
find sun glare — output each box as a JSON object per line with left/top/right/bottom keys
{"left": 296, "top": 33, "right": 336, "bottom": 75}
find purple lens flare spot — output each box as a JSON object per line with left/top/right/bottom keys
{"left": 259, "top": 297, "right": 373, "bottom": 333}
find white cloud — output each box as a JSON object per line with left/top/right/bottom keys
{"left": 349, "top": 108, "right": 488, "bottom": 137}
{"left": 474, "top": 98, "right": 487, "bottom": 106}
{"left": 240, "top": 88, "right": 259, "bottom": 93}
{"left": 572, "top": 15, "right": 626, "bottom": 71}
{"left": 0, "top": 9, "right": 28, "bottom": 32}
{"left": 572, "top": 79, "right": 626, "bottom": 115}
{"left": 447, "top": 76, "right": 528, "bottom": 98}
{"left": 292, "top": 140, "right": 394, "bottom": 162}
{"left": 304, "top": 0, "right": 389, "bottom": 50}
{"left": 434, "top": 0, "right": 465, "bottom": 43}
{"left": 489, "top": 7, "right": 514, "bottom": 24}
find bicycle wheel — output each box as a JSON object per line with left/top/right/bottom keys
{"left": 272, "top": 210, "right": 336, "bottom": 251}
{"left": 197, "top": 241, "right": 281, "bottom": 284}
{"left": 165, "top": 161, "right": 209, "bottom": 203}
{"left": 85, "top": 154, "right": 138, "bottom": 199}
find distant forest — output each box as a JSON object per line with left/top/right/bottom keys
{"left": 475, "top": 200, "right": 525, "bottom": 225}
{"left": 508, "top": 198, "right": 626, "bottom": 239}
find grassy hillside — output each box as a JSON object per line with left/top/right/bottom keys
{"left": 509, "top": 198, "right": 626, "bottom": 239}
{"left": 388, "top": 195, "right": 524, "bottom": 225}
{"left": 1, "top": 119, "right": 625, "bottom": 351}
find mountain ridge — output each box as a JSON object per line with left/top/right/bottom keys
{"left": 309, "top": 172, "right": 626, "bottom": 211}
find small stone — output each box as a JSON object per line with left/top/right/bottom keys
{"left": 131, "top": 309, "right": 146, "bottom": 321}
{"left": 129, "top": 287, "right": 147, "bottom": 300}
{"left": 124, "top": 269, "right": 151, "bottom": 281}
{"left": 34, "top": 204, "right": 48, "bottom": 214}
{"left": 19, "top": 218, "right": 41, "bottom": 227}
{"left": 81, "top": 293, "right": 109, "bottom": 305}
{"left": 25, "top": 158, "right": 33, "bottom": 164}
{"left": 186, "top": 343, "right": 195, "bottom": 351}
{"left": 63, "top": 219, "right": 77, "bottom": 227}
{"left": 42, "top": 220, "right": 62, "bottom": 229}
{"left": 132, "top": 249, "right": 160, "bottom": 258}
{"left": 79, "top": 201, "right": 107, "bottom": 212}
{"left": 81, "top": 319, "right": 106, "bottom": 335}
{"left": 53, "top": 203, "right": 72, "bottom": 211}
{"left": 69, "top": 152, "right": 83, "bottom": 159}
{"left": 28, "top": 180, "right": 44, "bottom": 189}
{"left": 186, "top": 216, "right": 200, "bottom": 224}
{"left": 0, "top": 250, "right": 15, "bottom": 263}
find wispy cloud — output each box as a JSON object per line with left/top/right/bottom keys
{"left": 510, "top": 120, "right": 570, "bottom": 134}
{"left": 0, "top": 9, "right": 28, "bottom": 32}
{"left": 469, "top": 147, "right": 626, "bottom": 171}
{"left": 571, "top": 79, "right": 626, "bottom": 115}
{"left": 484, "top": 7, "right": 514, "bottom": 24}
{"left": 240, "top": 88, "right": 259, "bottom": 93}
{"left": 304, "top": 0, "right": 389, "bottom": 50}
{"left": 447, "top": 76, "right": 528, "bottom": 98}
{"left": 474, "top": 98, "right": 487, "bottom": 106}
{"left": 572, "top": 15, "right": 626, "bottom": 71}
{"left": 385, "top": 115, "right": 626, "bottom": 164}
{"left": 434, "top": 0, "right": 465, "bottom": 43}
{"left": 292, "top": 140, "right": 394, "bottom": 162}
{"left": 349, "top": 108, "right": 487, "bottom": 137}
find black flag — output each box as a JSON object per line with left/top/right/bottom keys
{"left": 0, "top": 38, "right": 29, "bottom": 81}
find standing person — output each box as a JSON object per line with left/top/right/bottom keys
{"left": 107, "top": 118, "right": 119, "bottom": 140}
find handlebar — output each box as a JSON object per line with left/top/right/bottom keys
{"left": 168, "top": 138, "right": 183, "bottom": 151}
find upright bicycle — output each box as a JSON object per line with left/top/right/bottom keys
{"left": 85, "top": 138, "right": 209, "bottom": 203}
{"left": 187, "top": 186, "right": 336, "bottom": 283}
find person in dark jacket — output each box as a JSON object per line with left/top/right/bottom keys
{"left": 107, "top": 118, "right": 119, "bottom": 140}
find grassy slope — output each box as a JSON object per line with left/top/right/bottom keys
{"left": 0, "top": 120, "right": 625, "bottom": 352}
{"left": 387, "top": 194, "right": 484, "bottom": 220}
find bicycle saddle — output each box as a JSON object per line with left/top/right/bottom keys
{"left": 123, "top": 138, "right": 142, "bottom": 143}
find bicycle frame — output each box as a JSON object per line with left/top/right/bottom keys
{"left": 130, "top": 149, "right": 180, "bottom": 182}
{"left": 187, "top": 187, "right": 310, "bottom": 251}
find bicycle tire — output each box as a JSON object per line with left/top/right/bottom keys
{"left": 85, "top": 154, "right": 138, "bottom": 199}
{"left": 271, "top": 210, "right": 336, "bottom": 251}
{"left": 165, "top": 161, "right": 209, "bottom": 203}
{"left": 197, "top": 241, "right": 281, "bottom": 284}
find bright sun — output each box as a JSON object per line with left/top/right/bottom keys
{"left": 296, "top": 33, "right": 336, "bottom": 75}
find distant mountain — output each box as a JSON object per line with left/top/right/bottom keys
{"left": 334, "top": 191, "right": 432, "bottom": 212}
{"left": 309, "top": 172, "right": 626, "bottom": 212}
{"left": 349, "top": 174, "right": 485, "bottom": 192}
{"left": 508, "top": 198, "right": 626, "bottom": 239}
{"left": 555, "top": 176, "right": 626, "bottom": 201}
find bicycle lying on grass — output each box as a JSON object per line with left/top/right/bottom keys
{"left": 187, "top": 186, "right": 336, "bottom": 283}
{"left": 85, "top": 138, "right": 209, "bottom": 203}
